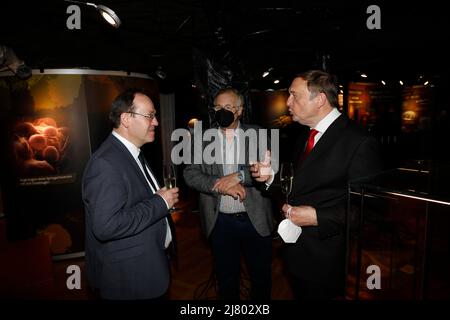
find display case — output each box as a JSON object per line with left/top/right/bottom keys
{"left": 346, "top": 165, "right": 450, "bottom": 299}
{"left": 0, "top": 69, "right": 158, "bottom": 257}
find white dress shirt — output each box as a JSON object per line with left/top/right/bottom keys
{"left": 311, "top": 107, "right": 341, "bottom": 146}
{"left": 265, "top": 108, "right": 341, "bottom": 188}
{"left": 217, "top": 123, "right": 246, "bottom": 213}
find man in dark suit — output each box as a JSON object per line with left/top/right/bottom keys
{"left": 251, "top": 70, "right": 382, "bottom": 299}
{"left": 183, "top": 88, "right": 274, "bottom": 300}
{"left": 82, "top": 89, "right": 179, "bottom": 300}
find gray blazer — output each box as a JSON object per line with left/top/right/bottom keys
{"left": 183, "top": 124, "right": 274, "bottom": 238}
{"left": 82, "top": 133, "right": 170, "bottom": 299}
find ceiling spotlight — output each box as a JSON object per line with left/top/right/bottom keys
{"left": 360, "top": 73, "right": 368, "bottom": 78}
{"left": 64, "top": 0, "right": 121, "bottom": 28}
{"left": 399, "top": 80, "right": 404, "bottom": 85}
{"left": 381, "top": 80, "right": 386, "bottom": 85}
{"left": 262, "top": 67, "right": 274, "bottom": 78}
{"left": 273, "top": 79, "right": 280, "bottom": 84}
{"left": 424, "top": 81, "right": 429, "bottom": 86}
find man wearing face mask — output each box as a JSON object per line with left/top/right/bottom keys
{"left": 183, "top": 88, "right": 274, "bottom": 300}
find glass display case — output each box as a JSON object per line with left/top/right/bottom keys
{"left": 346, "top": 165, "right": 450, "bottom": 300}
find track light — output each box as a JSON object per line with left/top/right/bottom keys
{"left": 64, "top": 0, "right": 121, "bottom": 28}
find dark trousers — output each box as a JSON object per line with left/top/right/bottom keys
{"left": 210, "top": 212, "right": 272, "bottom": 300}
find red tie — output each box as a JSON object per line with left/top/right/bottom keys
{"left": 301, "top": 129, "right": 319, "bottom": 161}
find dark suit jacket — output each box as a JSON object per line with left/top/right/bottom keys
{"left": 281, "top": 114, "right": 382, "bottom": 289}
{"left": 183, "top": 124, "right": 274, "bottom": 238}
{"left": 82, "top": 133, "right": 170, "bottom": 299}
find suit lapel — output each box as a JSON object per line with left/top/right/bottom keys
{"left": 297, "top": 114, "right": 349, "bottom": 172}
{"left": 292, "top": 126, "right": 310, "bottom": 170}
{"left": 109, "top": 134, "right": 153, "bottom": 193}
{"left": 208, "top": 125, "right": 224, "bottom": 176}
{"left": 241, "top": 124, "right": 250, "bottom": 165}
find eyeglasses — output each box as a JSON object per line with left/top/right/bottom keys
{"left": 127, "top": 111, "right": 156, "bottom": 120}
{"left": 213, "top": 104, "right": 240, "bottom": 112}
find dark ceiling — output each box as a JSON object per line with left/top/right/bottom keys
{"left": 1, "top": 0, "right": 449, "bottom": 88}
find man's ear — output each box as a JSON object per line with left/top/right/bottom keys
{"left": 120, "top": 112, "right": 130, "bottom": 128}
{"left": 315, "top": 92, "right": 327, "bottom": 108}
{"left": 237, "top": 106, "right": 244, "bottom": 118}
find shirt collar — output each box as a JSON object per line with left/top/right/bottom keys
{"left": 314, "top": 108, "right": 341, "bottom": 134}
{"left": 112, "top": 130, "right": 141, "bottom": 160}
{"left": 218, "top": 121, "right": 241, "bottom": 137}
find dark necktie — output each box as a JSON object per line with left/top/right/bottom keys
{"left": 138, "top": 152, "right": 158, "bottom": 191}
{"left": 300, "top": 129, "right": 319, "bottom": 161}
{"left": 138, "top": 152, "right": 177, "bottom": 259}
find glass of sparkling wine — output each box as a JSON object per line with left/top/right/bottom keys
{"left": 280, "top": 162, "right": 294, "bottom": 205}
{"left": 163, "top": 164, "right": 177, "bottom": 211}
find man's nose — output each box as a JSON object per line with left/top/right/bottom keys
{"left": 286, "top": 95, "right": 293, "bottom": 106}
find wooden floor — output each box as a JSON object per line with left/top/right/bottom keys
{"left": 51, "top": 197, "right": 294, "bottom": 300}
{"left": 7, "top": 194, "right": 448, "bottom": 300}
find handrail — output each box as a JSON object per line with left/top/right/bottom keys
{"left": 350, "top": 189, "right": 450, "bottom": 206}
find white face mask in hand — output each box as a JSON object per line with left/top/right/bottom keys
{"left": 277, "top": 219, "right": 302, "bottom": 243}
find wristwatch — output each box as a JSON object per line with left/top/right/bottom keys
{"left": 237, "top": 170, "right": 244, "bottom": 183}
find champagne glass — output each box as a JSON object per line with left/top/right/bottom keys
{"left": 163, "top": 164, "right": 177, "bottom": 211}
{"left": 280, "top": 162, "right": 294, "bottom": 205}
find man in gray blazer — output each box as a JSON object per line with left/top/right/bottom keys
{"left": 183, "top": 88, "right": 274, "bottom": 300}
{"left": 82, "top": 89, "right": 179, "bottom": 300}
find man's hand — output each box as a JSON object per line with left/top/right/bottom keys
{"left": 281, "top": 203, "right": 318, "bottom": 226}
{"left": 156, "top": 187, "right": 179, "bottom": 209}
{"left": 212, "top": 173, "right": 240, "bottom": 194}
{"left": 250, "top": 150, "right": 273, "bottom": 182}
{"left": 225, "top": 184, "right": 246, "bottom": 202}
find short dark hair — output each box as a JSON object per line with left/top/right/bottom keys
{"left": 296, "top": 70, "right": 339, "bottom": 108}
{"left": 109, "top": 88, "right": 147, "bottom": 128}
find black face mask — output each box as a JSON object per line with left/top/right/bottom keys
{"left": 215, "top": 108, "right": 235, "bottom": 128}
